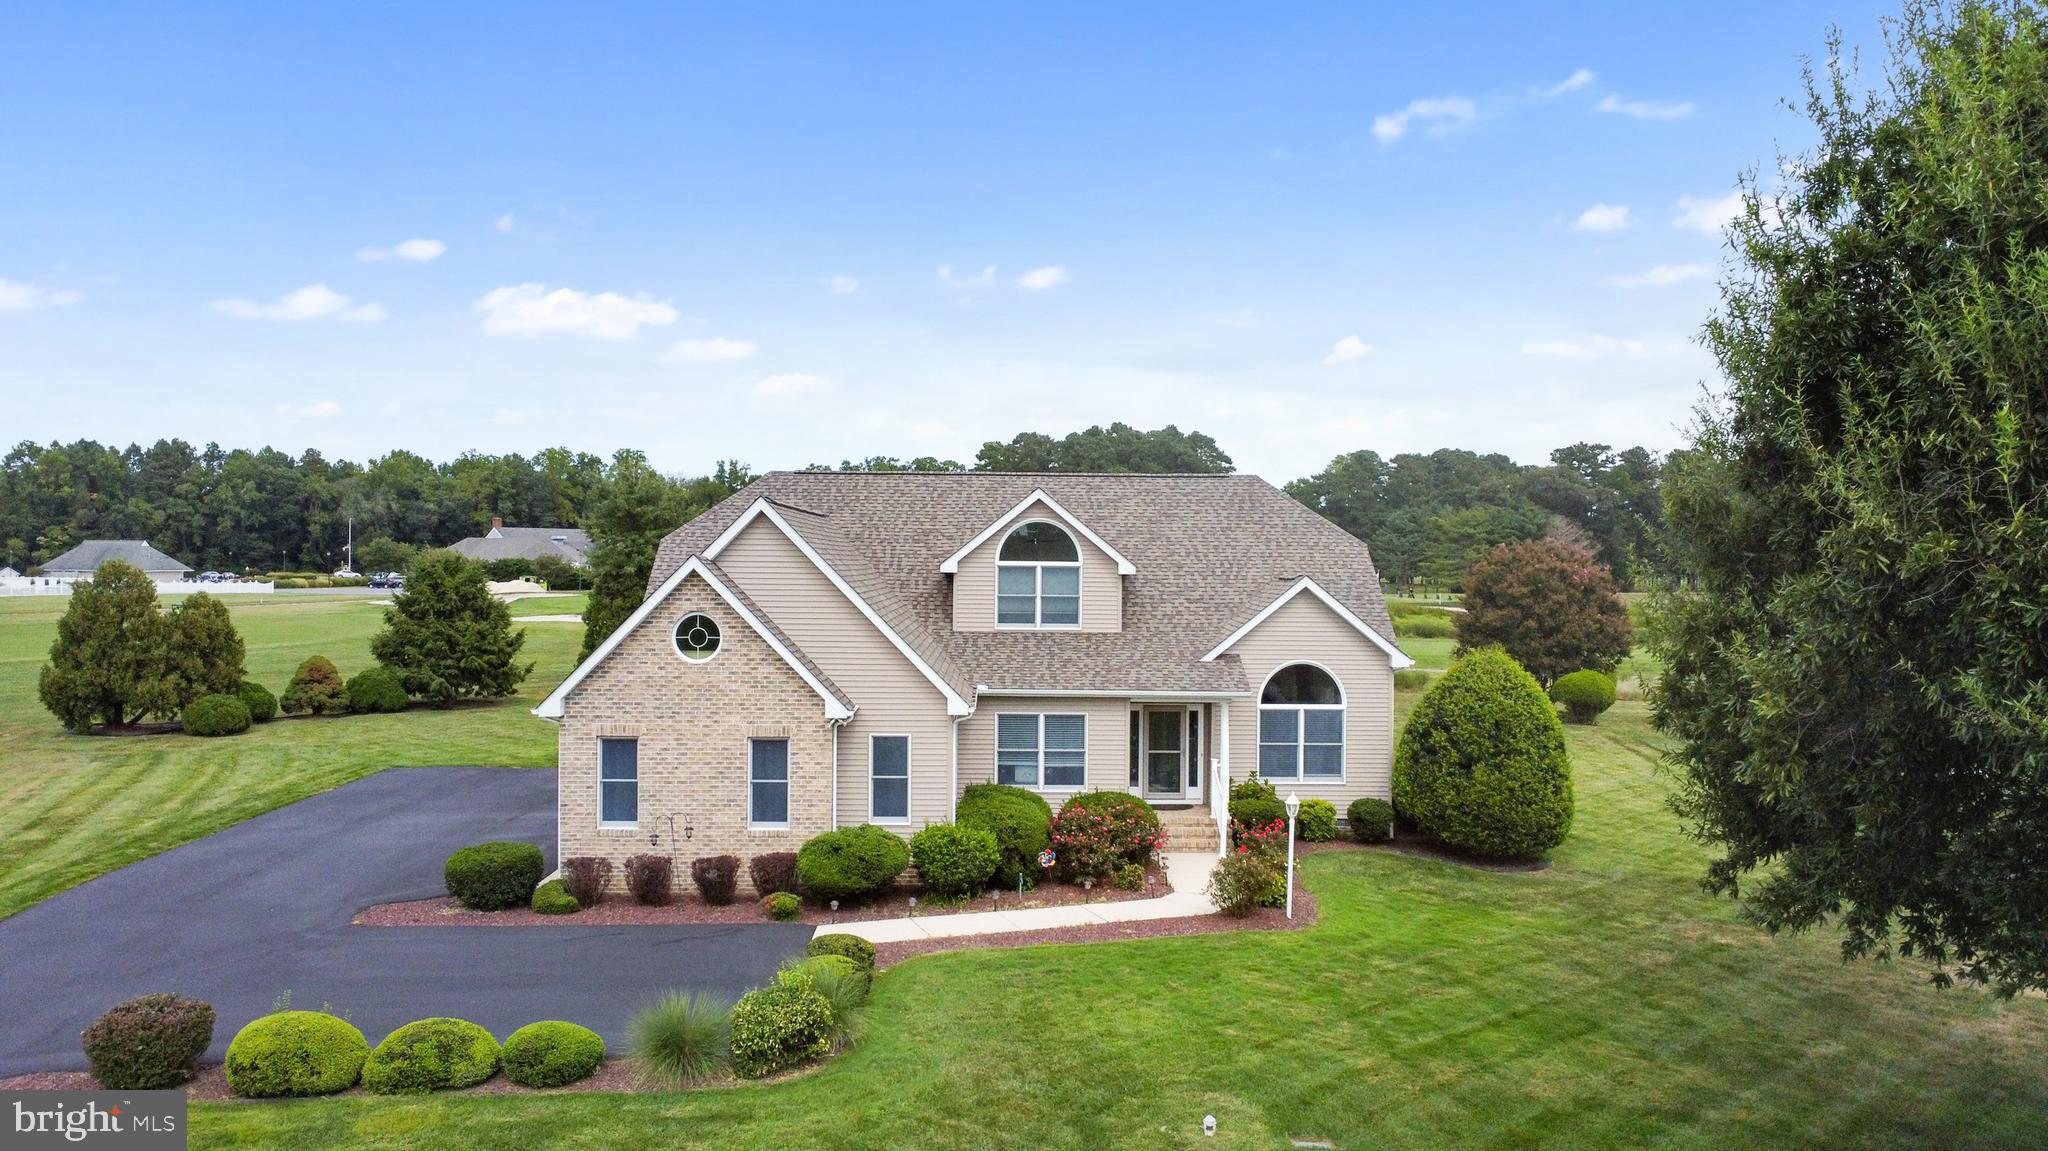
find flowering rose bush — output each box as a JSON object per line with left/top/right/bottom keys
{"left": 1047, "top": 806, "right": 1167, "bottom": 882}
{"left": 1229, "top": 815, "right": 1288, "bottom": 858}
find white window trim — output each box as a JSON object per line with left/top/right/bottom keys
{"left": 994, "top": 711, "right": 1089, "bottom": 793}
{"left": 748, "top": 737, "right": 792, "bottom": 830}
{"left": 670, "top": 610, "right": 723, "bottom": 665}
{"left": 995, "top": 521, "right": 1083, "bottom": 629}
{"left": 940, "top": 488, "right": 1137, "bottom": 575}
{"left": 1256, "top": 661, "right": 1347, "bottom": 784}
{"left": 868, "top": 733, "right": 913, "bottom": 825}
{"left": 597, "top": 736, "right": 639, "bottom": 829}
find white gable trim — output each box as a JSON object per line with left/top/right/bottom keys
{"left": 533, "top": 554, "right": 855, "bottom": 721}
{"left": 938, "top": 489, "right": 1137, "bottom": 576}
{"left": 704, "top": 499, "right": 975, "bottom": 716}
{"left": 1200, "top": 577, "right": 1414, "bottom": 669}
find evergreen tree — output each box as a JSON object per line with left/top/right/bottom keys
{"left": 37, "top": 560, "right": 167, "bottom": 730}
{"left": 142, "top": 592, "right": 246, "bottom": 717}
{"left": 370, "top": 551, "right": 530, "bottom": 704}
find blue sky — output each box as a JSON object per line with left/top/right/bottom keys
{"left": 0, "top": 2, "right": 1890, "bottom": 482}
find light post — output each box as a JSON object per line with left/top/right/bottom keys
{"left": 1284, "top": 792, "right": 1300, "bottom": 919}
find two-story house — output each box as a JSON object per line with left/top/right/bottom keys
{"left": 535, "top": 472, "right": 1412, "bottom": 890}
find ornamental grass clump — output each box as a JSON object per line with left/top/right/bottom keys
{"left": 629, "top": 992, "right": 730, "bottom": 1086}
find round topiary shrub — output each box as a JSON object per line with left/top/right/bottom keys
{"left": 345, "top": 666, "right": 409, "bottom": 714}
{"left": 728, "top": 981, "right": 833, "bottom": 1079}
{"left": 955, "top": 783, "right": 1052, "bottom": 888}
{"left": 236, "top": 681, "right": 278, "bottom": 723}
{"left": 1296, "top": 798, "right": 1338, "bottom": 842}
{"left": 224, "top": 1011, "right": 369, "bottom": 1097}
{"left": 81, "top": 993, "right": 215, "bottom": 1089}
{"left": 1347, "top": 797, "right": 1395, "bottom": 842}
{"left": 908, "top": 823, "right": 1000, "bottom": 897}
{"left": 279, "top": 655, "right": 348, "bottom": 716}
{"left": 1393, "top": 648, "right": 1573, "bottom": 859}
{"left": 805, "top": 933, "right": 877, "bottom": 973}
{"left": 531, "top": 879, "right": 579, "bottom": 915}
{"left": 795, "top": 825, "right": 909, "bottom": 902}
{"left": 444, "top": 841, "right": 545, "bottom": 911}
{"left": 363, "top": 1018, "right": 500, "bottom": 1095}
{"left": 1059, "top": 791, "right": 1161, "bottom": 866}
{"left": 1549, "top": 669, "right": 1617, "bottom": 725}
{"left": 181, "top": 693, "right": 251, "bottom": 737}
{"left": 764, "top": 892, "right": 801, "bottom": 921}
{"left": 502, "top": 1021, "right": 605, "bottom": 1088}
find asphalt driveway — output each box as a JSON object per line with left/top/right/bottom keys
{"left": 0, "top": 768, "right": 809, "bottom": 1076}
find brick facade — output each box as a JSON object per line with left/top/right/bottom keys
{"left": 557, "top": 573, "right": 837, "bottom": 899}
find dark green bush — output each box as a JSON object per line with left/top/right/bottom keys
{"left": 956, "top": 783, "right": 1053, "bottom": 888}
{"left": 796, "top": 825, "right": 909, "bottom": 902}
{"left": 279, "top": 655, "right": 347, "bottom": 716}
{"left": 764, "top": 892, "right": 801, "bottom": 921}
{"left": 1549, "top": 669, "right": 1617, "bottom": 724}
{"left": 1394, "top": 668, "right": 1433, "bottom": 691}
{"left": 1348, "top": 797, "right": 1395, "bottom": 842}
{"left": 805, "top": 933, "right": 877, "bottom": 973}
{"left": 362, "top": 1018, "right": 500, "bottom": 1094}
{"left": 345, "top": 666, "right": 408, "bottom": 714}
{"left": 502, "top": 1021, "right": 604, "bottom": 1088}
{"left": 81, "top": 993, "right": 214, "bottom": 1089}
{"left": 1297, "top": 798, "right": 1338, "bottom": 842}
{"left": 1229, "top": 793, "right": 1286, "bottom": 828}
{"left": 728, "top": 982, "right": 832, "bottom": 1079}
{"left": 235, "top": 680, "right": 277, "bottom": 723}
{"left": 1059, "top": 791, "right": 1161, "bottom": 866}
{"left": 224, "top": 1011, "right": 369, "bottom": 1097}
{"left": 908, "top": 823, "right": 1000, "bottom": 897}
{"left": 444, "top": 841, "right": 545, "bottom": 911}
{"left": 777, "top": 955, "right": 869, "bottom": 1038}
{"left": 181, "top": 693, "right": 251, "bottom": 737}
{"left": 1394, "top": 648, "right": 1573, "bottom": 858}
{"left": 531, "top": 879, "right": 579, "bottom": 915}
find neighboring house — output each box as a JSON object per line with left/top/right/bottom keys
{"left": 447, "top": 517, "right": 594, "bottom": 568}
{"left": 536, "top": 472, "right": 1412, "bottom": 890}
{"left": 38, "top": 540, "right": 193, "bottom": 582}
{"left": 0, "top": 567, "right": 18, "bottom": 579}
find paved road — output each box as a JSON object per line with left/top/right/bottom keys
{"left": 0, "top": 768, "right": 809, "bottom": 1075}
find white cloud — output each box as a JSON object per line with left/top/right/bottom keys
{"left": 274, "top": 399, "right": 343, "bottom": 419}
{"left": 1673, "top": 191, "right": 1746, "bottom": 235}
{"left": 1015, "top": 266, "right": 1067, "bottom": 291}
{"left": 471, "top": 283, "right": 677, "bottom": 339}
{"left": 826, "top": 275, "right": 860, "bottom": 295}
{"left": 1540, "top": 69, "right": 1596, "bottom": 98}
{"left": 938, "top": 264, "right": 997, "bottom": 289}
{"left": 213, "top": 283, "right": 383, "bottom": 324}
{"left": 1373, "top": 96, "right": 1477, "bottom": 143}
{"left": 1573, "top": 203, "right": 1631, "bottom": 232}
{"left": 495, "top": 213, "right": 517, "bottom": 234}
{"left": 357, "top": 237, "right": 446, "bottom": 263}
{"left": 1521, "top": 335, "right": 1648, "bottom": 359}
{"left": 1595, "top": 93, "right": 1694, "bottom": 120}
{"left": 664, "top": 337, "right": 757, "bottom": 363}
{"left": 756, "top": 372, "right": 826, "bottom": 396}
{"left": 1323, "top": 336, "right": 1377, "bottom": 365}
{"left": 1602, "top": 263, "right": 1713, "bottom": 288}
{"left": 0, "top": 278, "right": 83, "bottom": 313}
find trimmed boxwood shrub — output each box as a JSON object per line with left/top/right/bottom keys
{"left": 764, "top": 892, "right": 801, "bottom": 921}
{"left": 626, "top": 854, "right": 674, "bottom": 905}
{"left": 1394, "top": 647, "right": 1574, "bottom": 858}
{"left": 1059, "top": 791, "right": 1161, "bottom": 866}
{"left": 80, "top": 993, "right": 215, "bottom": 1089}
{"left": 728, "top": 982, "right": 833, "bottom": 1079}
{"left": 531, "top": 879, "right": 579, "bottom": 915}
{"left": 1229, "top": 793, "right": 1286, "bottom": 829}
{"left": 561, "top": 856, "right": 612, "bottom": 906}
{"left": 279, "top": 655, "right": 347, "bottom": 716}
{"left": 795, "top": 825, "right": 909, "bottom": 902}
{"left": 748, "top": 852, "right": 799, "bottom": 898}
{"left": 1549, "top": 669, "right": 1618, "bottom": 725}
{"left": 1347, "top": 797, "right": 1395, "bottom": 842}
{"left": 344, "top": 666, "right": 408, "bottom": 714}
{"left": 805, "top": 933, "right": 877, "bottom": 973}
{"left": 224, "top": 1011, "right": 369, "bottom": 1097}
{"left": 908, "top": 823, "right": 1000, "bottom": 897}
{"left": 236, "top": 681, "right": 278, "bottom": 723}
{"left": 181, "top": 693, "right": 251, "bottom": 737}
{"left": 502, "top": 1021, "right": 605, "bottom": 1088}
{"left": 691, "top": 854, "right": 740, "bottom": 905}
{"left": 1297, "top": 798, "right": 1339, "bottom": 842}
{"left": 955, "top": 783, "right": 1052, "bottom": 888}
{"left": 444, "top": 841, "right": 545, "bottom": 911}
{"left": 363, "top": 1017, "right": 500, "bottom": 1094}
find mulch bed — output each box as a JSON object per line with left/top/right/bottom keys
{"left": 0, "top": 1059, "right": 727, "bottom": 1100}
{"left": 874, "top": 886, "right": 1319, "bottom": 968}
{"left": 354, "top": 869, "right": 1173, "bottom": 928}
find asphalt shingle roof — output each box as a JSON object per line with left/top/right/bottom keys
{"left": 40, "top": 540, "right": 192, "bottom": 575}
{"left": 649, "top": 472, "right": 1398, "bottom": 701}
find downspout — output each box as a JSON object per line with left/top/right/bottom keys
{"left": 950, "top": 715, "right": 964, "bottom": 821}
{"left": 831, "top": 719, "right": 841, "bottom": 831}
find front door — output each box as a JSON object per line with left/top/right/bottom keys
{"left": 1144, "top": 707, "right": 1184, "bottom": 798}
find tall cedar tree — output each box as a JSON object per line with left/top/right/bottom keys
{"left": 1653, "top": 1, "right": 2048, "bottom": 992}
{"left": 37, "top": 560, "right": 168, "bottom": 729}
{"left": 370, "top": 550, "right": 530, "bottom": 704}
{"left": 1454, "top": 539, "right": 1633, "bottom": 686}
{"left": 142, "top": 592, "right": 246, "bottom": 718}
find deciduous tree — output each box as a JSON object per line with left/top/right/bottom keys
{"left": 1455, "top": 539, "right": 1632, "bottom": 685}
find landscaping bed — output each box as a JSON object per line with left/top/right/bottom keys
{"left": 2, "top": 1058, "right": 715, "bottom": 1099}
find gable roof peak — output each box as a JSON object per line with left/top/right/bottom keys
{"left": 937, "top": 487, "right": 1137, "bottom": 576}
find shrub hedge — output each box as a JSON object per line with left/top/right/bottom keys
{"left": 625, "top": 854, "right": 674, "bottom": 905}
{"left": 796, "top": 825, "right": 909, "bottom": 902}
{"left": 955, "top": 783, "right": 1052, "bottom": 888}
{"left": 728, "top": 982, "right": 833, "bottom": 1079}
{"left": 224, "top": 1011, "right": 369, "bottom": 1097}
{"left": 1394, "top": 647, "right": 1574, "bottom": 858}
{"left": 362, "top": 1018, "right": 501, "bottom": 1094}
{"left": 444, "top": 841, "right": 545, "bottom": 911}
{"left": 560, "top": 857, "right": 612, "bottom": 906}
{"left": 501, "top": 1021, "right": 604, "bottom": 1088}
{"left": 236, "top": 681, "right": 278, "bottom": 723}
{"left": 80, "top": 993, "right": 215, "bottom": 1089}
{"left": 805, "top": 933, "right": 877, "bottom": 973}
{"left": 181, "top": 693, "right": 251, "bottom": 737}
{"left": 691, "top": 854, "right": 741, "bottom": 905}
{"left": 344, "top": 666, "right": 408, "bottom": 714}
{"left": 279, "top": 655, "right": 348, "bottom": 716}
{"left": 748, "top": 852, "right": 800, "bottom": 899}
{"left": 1393, "top": 613, "right": 1456, "bottom": 638}
{"left": 908, "top": 823, "right": 1000, "bottom": 897}
{"left": 1296, "top": 798, "right": 1339, "bottom": 842}
{"left": 1347, "top": 797, "right": 1395, "bottom": 842}
{"left": 530, "top": 879, "right": 579, "bottom": 915}
{"left": 1549, "top": 669, "right": 1617, "bottom": 725}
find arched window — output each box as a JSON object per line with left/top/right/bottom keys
{"left": 996, "top": 522, "right": 1080, "bottom": 626}
{"left": 1259, "top": 663, "right": 1344, "bottom": 780}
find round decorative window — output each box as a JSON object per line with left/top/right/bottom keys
{"left": 674, "top": 612, "right": 721, "bottom": 662}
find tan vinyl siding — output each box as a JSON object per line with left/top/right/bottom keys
{"left": 1223, "top": 594, "right": 1396, "bottom": 808}
{"left": 951, "top": 499, "right": 1122, "bottom": 632}
{"left": 958, "top": 695, "right": 1132, "bottom": 797}
{"left": 717, "top": 517, "right": 956, "bottom": 832}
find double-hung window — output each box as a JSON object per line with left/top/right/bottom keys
{"left": 750, "top": 738, "right": 790, "bottom": 827}
{"left": 598, "top": 738, "right": 638, "bottom": 826}
{"left": 1258, "top": 664, "right": 1345, "bottom": 780}
{"left": 870, "top": 735, "right": 910, "bottom": 822}
{"left": 997, "top": 713, "right": 1086, "bottom": 789}
{"left": 996, "top": 522, "right": 1081, "bottom": 627}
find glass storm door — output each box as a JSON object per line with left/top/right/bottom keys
{"left": 1145, "top": 708, "right": 1184, "bottom": 795}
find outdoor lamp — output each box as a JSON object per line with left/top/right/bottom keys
{"left": 1284, "top": 792, "right": 1301, "bottom": 920}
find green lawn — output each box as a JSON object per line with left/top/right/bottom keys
{"left": 0, "top": 594, "right": 580, "bottom": 920}
{"left": 187, "top": 703, "right": 2048, "bottom": 1150}
{"left": 506, "top": 592, "right": 588, "bottom": 618}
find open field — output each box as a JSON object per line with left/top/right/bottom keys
{"left": 506, "top": 592, "right": 589, "bottom": 618}
{"left": 187, "top": 703, "right": 2048, "bottom": 1150}
{"left": 0, "top": 595, "right": 579, "bottom": 920}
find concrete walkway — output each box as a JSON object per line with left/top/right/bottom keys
{"left": 814, "top": 852, "right": 1220, "bottom": 943}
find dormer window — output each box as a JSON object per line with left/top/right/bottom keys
{"left": 997, "top": 522, "right": 1080, "bottom": 627}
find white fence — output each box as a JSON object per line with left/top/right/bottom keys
{"left": 0, "top": 577, "right": 276, "bottom": 597}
